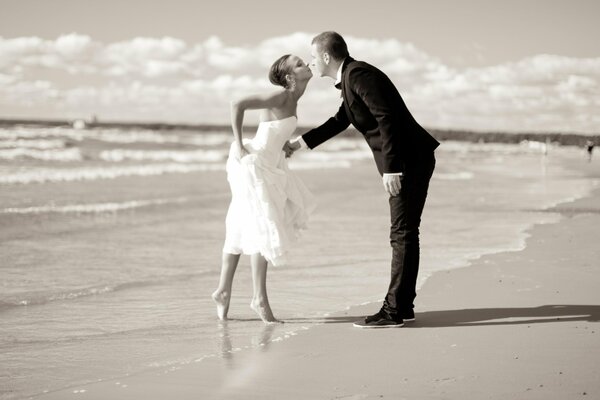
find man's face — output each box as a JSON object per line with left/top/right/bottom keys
{"left": 310, "top": 43, "right": 327, "bottom": 77}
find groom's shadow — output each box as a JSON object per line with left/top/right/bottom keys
{"left": 291, "top": 305, "right": 600, "bottom": 327}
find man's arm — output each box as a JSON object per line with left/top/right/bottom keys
{"left": 284, "top": 102, "right": 350, "bottom": 157}
{"left": 301, "top": 102, "right": 351, "bottom": 149}
{"left": 350, "top": 67, "right": 403, "bottom": 175}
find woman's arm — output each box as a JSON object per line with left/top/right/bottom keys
{"left": 230, "top": 90, "right": 288, "bottom": 155}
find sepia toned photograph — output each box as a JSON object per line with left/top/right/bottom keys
{"left": 1, "top": 1, "right": 599, "bottom": 399}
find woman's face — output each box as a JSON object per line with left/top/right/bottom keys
{"left": 287, "top": 55, "right": 313, "bottom": 83}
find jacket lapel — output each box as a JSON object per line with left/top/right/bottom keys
{"left": 340, "top": 57, "right": 356, "bottom": 125}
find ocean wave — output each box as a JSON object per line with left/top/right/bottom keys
{"left": 0, "top": 155, "right": 365, "bottom": 184}
{"left": 0, "top": 126, "right": 231, "bottom": 146}
{"left": 0, "top": 139, "right": 65, "bottom": 149}
{"left": 0, "top": 286, "right": 117, "bottom": 310}
{"left": 434, "top": 171, "right": 474, "bottom": 180}
{"left": 438, "top": 140, "right": 564, "bottom": 154}
{"left": 90, "top": 130, "right": 188, "bottom": 144}
{"left": 294, "top": 149, "right": 372, "bottom": 162}
{"left": 0, "top": 148, "right": 82, "bottom": 161}
{"left": 0, "top": 163, "right": 225, "bottom": 184}
{"left": 0, "top": 272, "right": 214, "bottom": 312}
{"left": 1, "top": 196, "right": 190, "bottom": 215}
{"left": 99, "top": 149, "right": 226, "bottom": 163}
{"left": 92, "top": 131, "right": 231, "bottom": 146}
{"left": 317, "top": 138, "right": 371, "bottom": 151}
{"left": 0, "top": 126, "right": 86, "bottom": 141}
{"left": 288, "top": 160, "right": 353, "bottom": 170}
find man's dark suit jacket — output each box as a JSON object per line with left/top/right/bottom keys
{"left": 302, "top": 57, "right": 440, "bottom": 176}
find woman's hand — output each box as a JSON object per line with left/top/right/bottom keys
{"left": 238, "top": 145, "right": 250, "bottom": 159}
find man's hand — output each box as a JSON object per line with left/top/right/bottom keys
{"left": 283, "top": 140, "right": 300, "bottom": 158}
{"left": 382, "top": 174, "right": 402, "bottom": 196}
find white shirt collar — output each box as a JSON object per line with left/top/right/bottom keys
{"left": 334, "top": 59, "right": 346, "bottom": 86}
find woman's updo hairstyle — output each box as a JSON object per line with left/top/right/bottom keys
{"left": 269, "top": 54, "right": 292, "bottom": 89}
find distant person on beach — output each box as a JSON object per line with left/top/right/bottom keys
{"left": 212, "top": 55, "right": 316, "bottom": 324}
{"left": 286, "top": 31, "right": 440, "bottom": 328}
{"left": 586, "top": 140, "right": 594, "bottom": 162}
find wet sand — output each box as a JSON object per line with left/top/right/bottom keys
{"left": 35, "top": 162, "right": 600, "bottom": 399}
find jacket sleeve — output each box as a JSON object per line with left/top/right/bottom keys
{"left": 302, "top": 102, "right": 350, "bottom": 149}
{"left": 351, "top": 67, "right": 403, "bottom": 174}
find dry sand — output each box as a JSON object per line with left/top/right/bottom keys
{"left": 36, "top": 164, "right": 600, "bottom": 400}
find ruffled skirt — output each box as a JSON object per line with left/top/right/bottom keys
{"left": 222, "top": 141, "right": 316, "bottom": 266}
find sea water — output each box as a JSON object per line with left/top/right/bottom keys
{"left": 0, "top": 125, "right": 596, "bottom": 399}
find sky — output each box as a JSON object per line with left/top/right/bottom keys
{"left": 1, "top": 0, "right": 599, "bottom": 133}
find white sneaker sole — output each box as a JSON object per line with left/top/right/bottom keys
{"left": 352, "top": 322, "right": 405, "bottom": 328}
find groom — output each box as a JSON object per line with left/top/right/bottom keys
{"left": 287, "top": 31, "right": 439, "bottom": 328}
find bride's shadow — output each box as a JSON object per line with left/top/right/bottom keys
{"left": 289, "top": 304, "right": 600, "bottom": 327}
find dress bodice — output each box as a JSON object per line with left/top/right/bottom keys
{"left": 248, "top": 116, "right": 297, "bottom": 164}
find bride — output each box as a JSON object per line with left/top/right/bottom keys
{"left": 212, "top": 54, "right": 315, "bottom": 324}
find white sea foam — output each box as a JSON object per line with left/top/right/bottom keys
{"left": 92, "top": 131, "right": 231, "bottom": 146}
{"left": 287, "top": 160, "right": 353, "bottom": 170}
{"left": 438, "top": 140, "right": 564, "bottom": 154}
{"left": 184, "top": 135, "right": 233, "bottom": 146}
{"left": 0, "top": 163, "right": 224, "bottom": 184}
{"left": 0, "top": 127, "right": 231, "bottom": 146}
{"left": 294, "top": 150, "right": 372, "bottom": 162}
{"left": 1, "top": 155, "right": 362, "bottom": 184}
{"left": 0, "top": 139, "right": 66, "bottom": 149}
{"left": 434, "top": 171, "right": 474, "bottom": 180}
{"left": 317, "top": 137, "right": 371, "bottom": 151}
{"left": 99, "top": 149, "right": 226, "bottom": 163}
{"left": 0, "top": 148, "right": 82, "bottom": 161}
{"left": 0, "top": 126, "right": 86, "bottom": 141}
{"left": 1, "top": 196, "right": 190, "bottom": 215}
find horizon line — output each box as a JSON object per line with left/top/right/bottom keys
{"left": 0, "top": 117, "right": 597, "bottom": 140}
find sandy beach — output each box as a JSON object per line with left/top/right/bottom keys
{"left": 29, "top": 158, "right": 599, "bottom": 400}
{"left": 3, "top": 3, "right": 600, "bottom": 399}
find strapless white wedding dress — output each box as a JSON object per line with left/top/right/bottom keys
{"left": 223, "top": 116, "right": 316, "bottom": 266}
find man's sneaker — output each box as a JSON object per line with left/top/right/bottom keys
{"left": 365, "top": 309, "right": 415, "bottom": 323}
{"left": 364, "top": 310, "right": 387, "bottom": 324}
{"left": 353, "top": 316, "right": 404, "bottom": 328}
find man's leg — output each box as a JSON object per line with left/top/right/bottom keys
{"left": 382, "top": 154, "right": 435, "bottom": 320}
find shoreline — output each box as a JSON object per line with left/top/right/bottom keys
{"left": 33, "top": 161, "right": 600, "bottom": 399}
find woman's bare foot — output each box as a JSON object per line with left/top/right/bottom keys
{"left": 250, "top": 299, "right": 282, "bottom": 324}
{"left": 212, "top": 290, "right": 230, "bottom": 320}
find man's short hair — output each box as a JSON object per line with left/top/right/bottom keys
{"left": 312, "top": 31, "right": 349, "bottom": 61}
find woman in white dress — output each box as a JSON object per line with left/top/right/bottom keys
{"left": 212, "top": 54, "right": 315, "bottom": 324}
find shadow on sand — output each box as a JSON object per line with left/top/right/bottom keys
{"left": 213, "top": 305, "right": 598, "bottom": 363}
{"left": 288, "top": 305, "right": 600, "bottom": 327}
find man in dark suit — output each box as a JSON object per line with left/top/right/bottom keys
{"left": 287, "top": 31, "right": 439, "bottom": 328}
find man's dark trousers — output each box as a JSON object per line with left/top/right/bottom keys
{"left": 383, "top": 152, "right": 436, "bottom": 320}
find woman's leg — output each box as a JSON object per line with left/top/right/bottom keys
{"left": 249, "top": 253, "right": 281, "bottom": 324}
{"left": 212, "top": 252, "right": 241, "bottom": 320}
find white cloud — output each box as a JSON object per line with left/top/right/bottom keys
{"left": 105, "top": 37, "right": 187, "bottom": 60}
{"left": 403, "top": 53, "right": 600, "bottom": 132}
{"left": 54, "top": 33, "right": 94, "bottom": 58}
{"left": 0, "top": 33, "right": 599, "bottom": 132}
